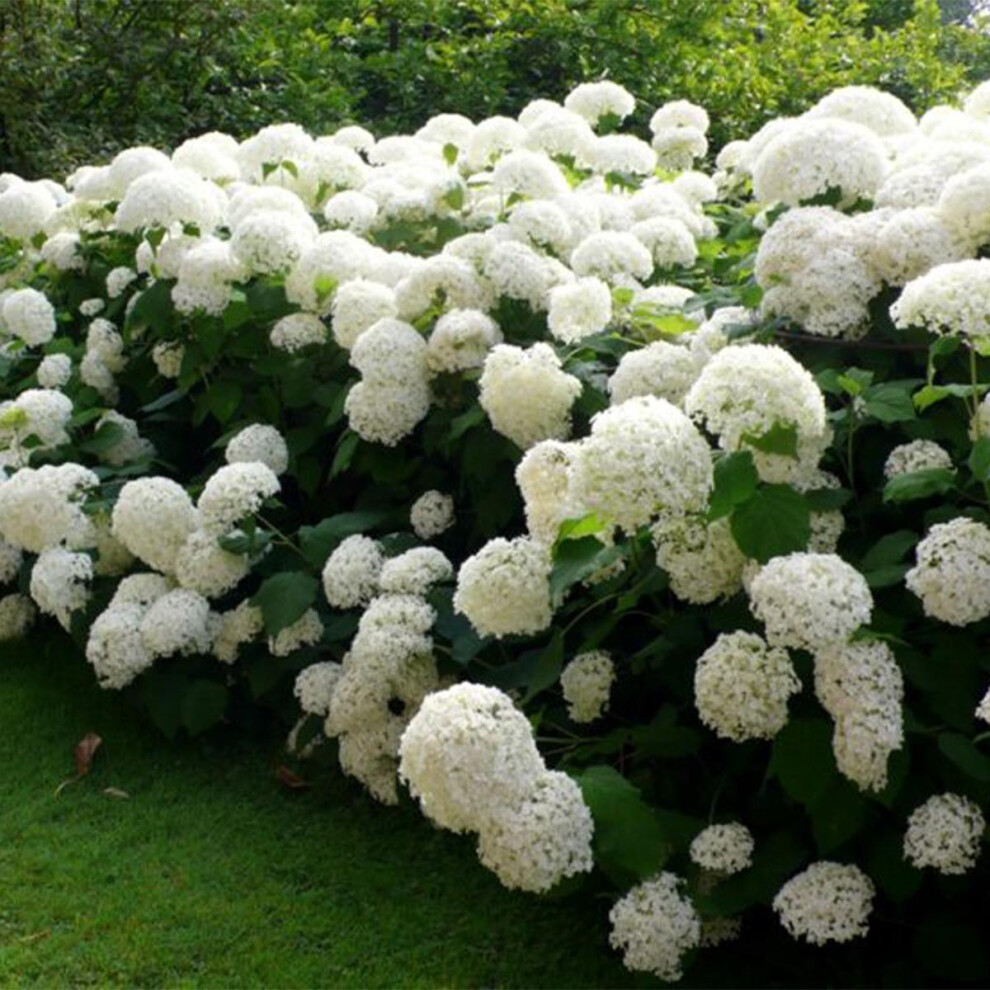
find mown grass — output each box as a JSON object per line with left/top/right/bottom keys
{"left": 0, "top": 643, "right": 635, "bottom": 988}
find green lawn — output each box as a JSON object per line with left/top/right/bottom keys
{"left": 0, "top": 643, "right": 637, "bottom": 988}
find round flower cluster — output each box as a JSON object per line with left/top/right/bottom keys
{"left": 903, "top": 792, "right": 985, "bottom": 875}
{"left": 694, "top": 631, "right": 801, "bottom": 741}
{"left": 608, "top": 873, "right": 701, "bottom": 983}
{"left": 111, "top": 477, "right": 198, "bottom": 574}
{"left": 773, "top": 862, "right": 875, "bottom": 945}
{"left": 748, "top": 553, "right": 873, "bottom": 653}
{"left": 197, "top": 462, "right": 280, "bottom": 535}
{"left": 651, "top": 515, "right": 746, "bottom": 605}
{"left": 225, "top": 424, "right": 289, "bottom": 476}
{"left": 608, "top": 340, "right": 699, "bottom": 408}
{"left": 322, "top": 534, "right": 384, "bottom": 609}
{"left": 883, "top": 439, "right": 953, "bottom": 479}
{"left": 891, "top": 259, "right": 990, "bottom": 347}
{"left": 453, "top": 537, "right": 552, "bottom": 639}
{"left": 409, "top": 490, "right": 455, "bottom": 540}
{"left": 559, "top": 650, "right": 615, "bottom": 723}
{"left": 905, "top": 517, "right": 990, "bottom": 625}
{"left": 689, "top": 823, "right": 755, "bottom": 875}
{"left": 378, "top": 547, "right": 452, "bottom": 596}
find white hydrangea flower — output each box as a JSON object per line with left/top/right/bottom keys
{"left": 560, "top": 650, "right": 615, "bottom": 723}
{"left": 109, "top": 572, "right": 172, "bottom": 610}
{"left": 753, "top": 118, "right": 887, "bottom": 207}
{"left": 36, "top": 353, "right": 72, "bottom": 389}
{"left": 492, "top": 150, "right": 570, "bottom": 200}
{"left": 397, "top": 253, "right": 492, "bottom": 319}
{"left": 651, "top": 100, "right": 709, "bottom": 134}
{"left": 906, "top": 518, "right": 990, "bottom": 625}
{"left": 609, "top": 341, "right": 699, "bottom": 407}
{"left": 0, "top": 387, "right": 74, "bottom": 456}
{"left": 379, "top": 547, "right": 452, "bottom": 596}
{"left": 883, "top": 439, "right": 953, "bottom": 479}
{"left": 749, "top": 553, "right": 872, "bottom": 652}
{"left": 139, "top": 588, "right": 214, "bottom": 658}
{"left": 476, "top": 770, "right": 594, "bottom": 892}
{"left": 269, "top": 608, "right": 323, "bottom": 657}
{"left": 350, "top": 318, "right": 428, "bottom": 386}
{"left": 0, "top": 592, "right": 36, "bottom": 640}
{"left": 694, "top": 630, "right": 801, "bottom": 741}
{"left": 111, "top": 477, "right": 198, "bottom": 574}
{"left": 331, "top": 279, "right": 398, "bottom": 350}
{"left": 569, "top": 396, "right": 712, "bottom": 534}
{"left": 2, "top": 288, "right": 56, "bottom": 346}
{"left": 0, "top": 180, "right": 57, "bottom": 241}
{"left": 323, "top": 190, "right": 379, "bottom": 232}
{"left": 213, "top": 599, "right": 264, "bottom": 664}
{"left": 546, "top": 277, "right": 612, "bottom": 343}
{"left": 570, "top": 231, "right": 653, "bottom": 283}
{"left": 773, "top": 862, "right": 874, "bottom": 945}
{"left": 399, "top": 683, "right": 546, "bottom": 833}
{"left": 872, "top": 207, "right": 969, "bottom": 286}
{"left": 294, "top": 661, "right": 344, "bottom": 716}
{"left": 608, "top": 873, "right": 701, "bottom": 983}
{"left": 94, "top": 411, "right": 154, "bottom": 468}
{"left": 904, "top": 793, "right": 985, "bottom": 875}
{"left": 86, "top": 603, "right": 152, "bottom": 688}
{"left": 0, "top": 537, "right": 22, "bottom": 585}
{"left": 564, "top": 81, "right": 635, "bottom": 125}
{"left": 0, "top": 463, "right": 98, "bottom": 553}
{"left": 427, "top": 309, "right": 502, "bottom": 374}
{"left": 514, "top": 440, "right": 578, "bottom": 546}
{"left": 344, "top": 380, "right": 431, "bottom": 446}
{"left": 685, "top": 343, "right": 829, "bottom": 483}
{"left": 806, "top": 85, "right": 916, "bottom": 136}
{"left": 171, "top": 238, "right": 246, "bottom": 316}
{"left": 814, "top": 640, "right": 904, "bottom": 792}
{"left": 225, "top": 424, "right": 289, "bottom": 476}
{"left": 651, "top": 127, "right": 709, "bottom": 171}
{"left": 230, "top": 209, "right": 317, "bottom": 275}
{"left": 483, "top": 240, "right": 558, "bottom": 310}
{"left": 196, "top": 462, "right": 280, "bottom": 535}
{"left": 631, "top": 216, "right": 698, "bottom": 269}
{"left": 79, "top": 297, "right": 105, "bottom": 317}
{"left": 322, "top": 534, "right": 384, "bottom": 609}
{"left": 478, "top": 343, "right": 582, "bottom": 450}
{"left": 454, "top": 536, "right": 552, "bottom": 640}
{"left": 652, "top": 515, "right": 746, "bottom": 604}
{"left": 891, "top": 259, "right": 990, "bottom": 347}
{"left": 29, "top": 547, "right": 92, "bottom": 632}
{"left": 690, "top": 823, "right": 755, "bottom": 875}
{"left": 115, "top": 168, "right": 222, "bottom": 234}
{"left": 269, "top": 312, "right": 327, "bottom": 352}
{"left": 40, "top": 231, "right": 84, "bottom": 271}
{"left": 173, "top": 529, "right": 249, "bottom": 599}
{"left": 937, "top": 162, "right": 990, "bottom": 246}
{"left": 88, "top": 514, "right": 134, "bottom": 576}
{"left": 586, "top": 134, "right": 657, "bottom": 175}
{"left": 410, "top": 490, "right": 455, "bottom": 540}
{"left": 151, "top": 341, "right": 185, "bottom": 378}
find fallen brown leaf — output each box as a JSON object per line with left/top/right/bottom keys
{"left": 276, "top": 765, "right": 311, "bottom": 790}
{"left": 103, "top": 787, "right": 130, "bottom": 799}
{"left": 74, "top": 732, "right": 102, "bottom": 776}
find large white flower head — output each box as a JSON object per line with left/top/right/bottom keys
{"left": 478, "top": 343, "right": 581, "bottom": 450}
{"left": 349, "top": 318, "right": 428, "bottom": 387}
{"left": 547, "top": 277, "right": 612, "bottom": 343}
{"left": 410, "top": 490, "right": 455, "bottom": 540}
{"left": 86, "top": 603, "right": 152, "bottom": 689}
{"left": 569, "top": 395, "right": 712, "bottom": 534}
{"left": 35, "top": 353, "right": 72, "bottom": 390}
{"left": 212, "top": 599, "right": 263, "bottom": 664}
{"left": 806, "top": 86, "right": 917, "bottom": 136}
{"left": 2, "top": 288, "right": 56, "bottom": 346}
{"left": 111, "top": 477, "right": 197, "bottom": 574}
{"left": 96, "top": 412, "right": 153, "bottom": 469}
{"left": 173, "top": 529, "right": 249, "bottom": 599}
{"left": 586, "top": 134, "right": 657, "bottom": 176}
{"left": 29, "top": 547, "right": 92, "bottom": 632}
{"left": 814, "top": 640, "right": 904, "bottom": 792}
{"left": 871, "top": 207, "right": 970, "bottom": 286}
{"left": 651, "top": 126, "right": 709, "bottom": 171}
{"left": 903, "top": 793, "right": 985, "bottom": 875}
{"left": 398, "top": 683, "right": 546, "bottom": 833}
{"left": 269, "top": 312, "right": 327, "bottom": 353}
{"left": 115, "top": 168, "right": 223, "bottom": 234}
{"left": 322, "top": 534, "right": 384, "bottom": 609}
{"left": 514, "top": 440, "right": 578, "bottom": 545}
{"left": 427, "top": 309, "right": 502, "bottom": 374}
{"left": 570, "top": 231, "right": 654, "bottom": 283}
{"left": 476, "top": 770, "right": 594, "bottom": 893}
{"left": 196, "top": 462, "right": 280, "bottom": 535}
{"left": 631, "top": 216, "right": 698, "bottom": 269}
{"left": 773, "top": 862, "right": 874, "bottom": 945}
{"left": 906, "top": 517, "right": 990, "bottom": 625}
{"left": 139, "top": 588, "right": 215, "bottom": 658}
{"left": 508, "top": 199, "right": 575, "bottom": 256}
{"left": 323, "top": 189, "right": 379, "bottom": 232}
{"left": 40, "top": 231, "right": 84, "bottom": 272}
{"left": 344, "top": 380, "right": 431, "bottom": 446}
{"left": 883, "top": 439, "right": 953, "bottom": 479}
{"left": 453, "top": 536, "right": 552, "bottom": 639}
{"left": 937, "top": 162, "right": 990, "bottom": 246}
{"left": 230, "top": 209, "right": 317, "bottom": 276}
{"left": 753, "top": 118, "right": 888, "bottom": 207}
{"left": 608, "top": 873, "right": 701, "bottom": 983}
{"left": 694, "top": 630, "right": 801, "bottom": 742}
{"left": 331, "top": 279, "right": 398, "bottom": 350}
{"left": 0, "top": 387, "right": 73, "bottom": 456}
{"left": 269, "top": 608, "right": 323, "bottom": 657}
{"left": 651, "top": 100, "right": 710, "bottom": 134}
{"left": 396, "top": 254, "right": 492, "bottom": 320}
{"left": 0, "top": 463, "right": 98, "bottom": 553}
{"left": 0, "top": 592, "right": 35, "bottom": 640}
{"left": 651, "top": 515, "right": 746, "bottom": 605}
{"left": 108, "top": 572, "right": 172, "bottom": 610}
{"left": 748, "top": 553, "right": 873, "bottom": 652}
{"left": 172, "top": 132, "right": 241, "bottom": 183}
{"left": 152, "top": 341, "right": 185, "bottom": 378}
{"left": 0, "top": 180, "right": 57, "bottom": 241}
{"left": 564, "top": 81, "right": 635, "bottom": 125}
{"left": 690, "top": 823, "right": 755, "bottom": 875}
{"left": 225, "top": 424, "right": 289, "bottom": 476}
{"left": 891, "top": 259, "right": 990, "bottom": 346}
{"left": 685, "top": 344, "right": 828, "bottom": 483}
{"left": 0, "top": 537, "right": 22, "bottom": 585}
{"left": 483, "top": 240, "right": 558, "bottom": 310}
{"left": 608, "top": 340, "right": 699, "bottom": 408}
{"left": 237, "top": 122, "right": 315, "bottom": 183}
{"left": 560, "top": 650, "right": 615, "bottom": 723}
{"left": 294, "top": 661, "right": 344, "bottom": 717}
{"left": 172, "top": 238, "right": 247, "bottom": 316}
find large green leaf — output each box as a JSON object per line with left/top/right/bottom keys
{"left": 730, "top": 484, "right": 810, "bottom": 563}
{"left": 770, "top": 718, "right": 836, "bottom": 806}
{"left": 298, "top": 510, "right": 393, "bottom": 568}
{"left": 708, "top": 450, "right": 758, "bottom": 521}
{"left": 251, "top": 572, "right": 319, "bottom": 636}
{"left": 181, "top": 680, "right": 228, "bottom": 736}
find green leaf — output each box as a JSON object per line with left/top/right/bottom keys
{"left": 860, "top": 530, "right": 918, "bottom": 571}
{"left": 298, "top": 510, "right": 393, "bottom": 567}
{"left": 181, "top": 680, "right": 228, "bottom": 736}
{"left": 863, "top": 382, "right": 917, "bottom": 423}
{"left": 205, "top": 379, "right": 242, "bottom": 425}
{"left": 969, "top": 437, "right": 990, "bottom": 482}
{"left": 808, "top": 777, "right": 870, "bottom": 855}
{"left": 836, "top": 367, "right": 873, "bottom": 396}
{"left": 217, "top": 528, "right": 271, "bottom": 556}
{"left": 521, "top": 630, "right": 564, "bottom": 704}
{"left": 448, "top": 405, "right": 484, "bottom": 441}
{"left": 576, "top": 765, "right": 670, "bottom": 884}
{"left": 125, "top": 278, "right": 174, "bottom": 335}
{"left": 867, "top": 832, "right": 922, "bottom": 903}
{"left": 251, "top": 572, "right": 319, "bottom": 636}
{"left": 740, "top": 421, "right": 798, "bottom": 459}
{"left": 803, "top": 487, "right": 852, "bottom": 512}
{"left": 631, "top": 706, "right": 703, "bottom": 759}
{"left": 708, "top": 450, "right": 758, "bottom": 521}
{"left": 938, "top": 732, "right": 990, "bottom": 781}
{"left": 555, "top": 512, "right": 607, "bottom": 544}
{"left": 730, "top": 484, "right": 810, "bottom": 563}
{"left": 913, "top": 382, "right": 989, "bottom": 412}
{"left": 329, "top": 431, "right": 359, "bottom": 478}
{"left": 770, "top": 718, "right": 837, "bottom": 807}
{"left": 442, "top": 185, "right": 464, "bottom": 210}
{"left": 549, "top": 537, "right": 623, "bottom": 601}
{"left": 78, "top": 419, "right": 126, "bottom": 455}
{"left": 882, "top": 468, "right": 956, "bottom": 503}
{"left": 442, "top": 142, "right": 458, "bottom": 166}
